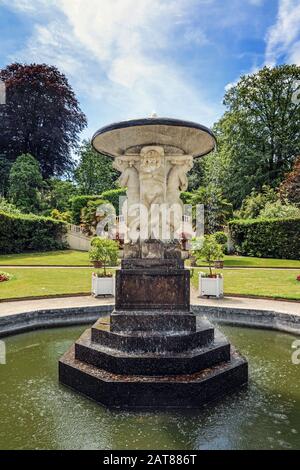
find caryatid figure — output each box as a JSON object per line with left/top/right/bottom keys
{"left": 139, "top": 147, "right": 165, "bottom": 239}
{"left": 166, "top": 157, "right": 193, "bottom": 239}
{"left": 113, "top": 157, "right": 140, "bottom": 241}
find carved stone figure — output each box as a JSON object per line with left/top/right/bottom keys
{"left": 113, "top": 158, "right": 140, "bottom": 241}
{"left": 139, "top": 147, "right": 165, "bottom": 239}
{"left": 166, "top": 158, "right": 194, "bottom": 239}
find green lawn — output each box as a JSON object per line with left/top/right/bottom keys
{"left": 191, "top": 268, "right": 300, "bottom": 301}
{"left": 0, "top": 268, "right": 113, "bottom": 300}
{"left": 0, "top": 266, "right": 299, "bottom": 301}
{"left": 194, "top": 255, "right": 300, "bottom": 268}
{"left": 0, "top": 250, "right": 300, "bottom": 268}
{"left": 0, "top": 250, "right": 90, "bottom": 266}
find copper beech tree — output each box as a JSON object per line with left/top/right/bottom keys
{"left": 0, "top": 63, "right": 87, "bottom": 178}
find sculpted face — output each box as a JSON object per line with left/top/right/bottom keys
{"left": 141, "top": 150, "right": 162, "bottom": 173}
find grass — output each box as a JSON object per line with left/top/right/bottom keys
{"left": 194, "top": 255, "right": 300, "bottom": 268}
{"left": 0, "top": 266, "right": 299, "bottom": 301}
{"left": 0, "top": 268, "right": 112, "bottom": 300}
{"left": 0, "top": 250, "right": 90, "bottom": 266}
{"left": 0, "top": 250, "right": 300, "bottom": 268}
{"left": 191, "top": 268, "right": 300, "bottom": 301}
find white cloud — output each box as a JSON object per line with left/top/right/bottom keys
{"left": 265, "top": 0, "right": 300, "bottom": 66}
{"left": 4, "top": 0, "right": 222, "bottom": 129}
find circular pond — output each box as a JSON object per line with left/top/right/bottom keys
{"left": 0, "top": 324, "right": 299, "bottom": 450}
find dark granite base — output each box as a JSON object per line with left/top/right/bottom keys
{"left": 59, "top": 261, "right": 248, "bottom": 409}
{"left": 91, "top": 316, "right": 214, "bottom": 352}
{"left": 59, "top": 345, "right": 248, "bottom": 409}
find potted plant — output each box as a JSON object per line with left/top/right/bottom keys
{"left": 213, "top": 231, "right": 228, "bottom": 269}
{"left": 89, "top": 237, "right": 119, "bottom": 297}
{"left": 191, "top": 235, "right": 224, "bottom": 298}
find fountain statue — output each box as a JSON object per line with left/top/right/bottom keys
{"left": 59, "top": 117, "right": 248, "bottom": 408}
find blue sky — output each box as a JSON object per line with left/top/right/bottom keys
{"left": 0, "top": 0, "right": 300, "bottom": 141}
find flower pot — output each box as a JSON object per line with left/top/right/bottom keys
{"left": 92, "top": 274, "right": 115, "bottom": 297}
{"left": 214, "top": 260, "right": 224, "bottom": 269}
{"left": 199, "top": 273, "right": 223, "bottom": 298}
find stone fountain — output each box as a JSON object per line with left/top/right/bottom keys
{"left": 59, "top": 117, "right": 248, "bottom": 409}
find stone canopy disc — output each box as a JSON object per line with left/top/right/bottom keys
{"left": 92, "top": 117, "right": 217, "bottom": 159}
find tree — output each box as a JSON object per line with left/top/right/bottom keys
{"left": 0, "top": 155, "right": 11, "bottom": 197}
{"left": 75, "top": 140, "right": 118, "bottom": 195}
{"left": 8, "top": 154, "right": 43, "bottom": 213}
{"left": 189, "top": 184, "right": 233, "bottom": 233}
{"left": 89, "top": 237, "right": 119, "bottom": 275}
{"left": 279, "top": 156, "right": 300, "bottom": 206}
{"left": 209, "top": 65, "right": 300, "bottom": 207}
{"left": 188, "top": 158, "right": 206, "bottom": 191}
{"left": 0, "top": 63, "right": 87, "bottom": 178}
{"left": 236, "top": 186, "right": 278, "bottom": 219}
{"left": 45, "top": 179, "right": 78, "bottom": 212}
{"left": 191, "top": 235, "right": 224, "bottom": 277}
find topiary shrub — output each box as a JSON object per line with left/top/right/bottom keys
{"left": 69, "top": 195, "right": 102, "bottom": 225}
{"left": 229, "top": 217, "right": 300, "bottom": 259}
{"left": 100, "top": 189, "right": 127, "bottom": 213}
{"left": 0, "top": 211, "right": 67, "bottom": 254}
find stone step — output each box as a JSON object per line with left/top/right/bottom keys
{"left": 59, "top": 345, "right": 248, "bottom": 409}
{"left": 91, "top": 317, "right": 214, "bottom": 353}
{"left": 74, "top": 328, "right": 230, "bottom": 376}
{"left": 110, "top": 310, "right": 197, "bottom": 333}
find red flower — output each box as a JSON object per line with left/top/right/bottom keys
{"left": 297, "top": 275, "right": 300, "bottom": 282}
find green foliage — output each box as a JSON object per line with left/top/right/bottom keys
{"left": 236, "top": 186, "right": 278, "bottom": 219}
{"left": 0, "top": 197, "right": 21, "bottom": 215}
{"left": 89, "top": 237, "right": 119, "bottom": 275}
{"left": 229, "top": 218, "right": 300, "bottom": 259}
{"left": 259, "top": 200, "right": 300, "bottom": 219}
{"left": 207, "top": 65, "right": 300, "bottom": 207}
{"left": 50, "top": 209, "right": 72, "bottom": 223}
{"left": 45, "top": 179, "right": 78, "bottom": 212}
{"left": 0, "top": 211, "right": 67, "bottom": 254}
{"left": 75, "top": 140, "right": 118, "bottom": 195}
{"left": 189, "top": 184, "right": 233, "bottom": 233}
{"left": 188, "top": 158, "right": 206, "bottom": 191}
{"left": 0, "top": 156, "right": 11, "bottom": 197}
{"left": 69, "top": 195, "right": 102, "bottom": 225}
{"left": 8, "top": 154, "right": 43, "bottom": 213}
{"left": 191, "top": 235, "right": 224, "bottom": 276}
{"left": 214, "top": 231, "right": 228, "bottom": 245}
{"left": 81, "top": 199, "right": 111, "bottom": 235}
{"left": 180, "top": 191, "right": 193, "bottom": 204}
{"left": 100, "top": 188, "right": 127, "bottom": 213}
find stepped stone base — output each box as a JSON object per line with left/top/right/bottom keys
{"left": 59, "top": 260, "right": 248, "bottom": 409}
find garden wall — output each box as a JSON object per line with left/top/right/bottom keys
{"left": 229, "top": 217, "right": 300, "bottom": 259}
{"left": 0, "top": 211, "right": 67, "bottom": 254}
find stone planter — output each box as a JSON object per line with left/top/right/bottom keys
{"left": 199, "top": 273, "right": 223, "bottom": 298}
{"left": 92, "top": 274, "right": 115, "bottom": 297}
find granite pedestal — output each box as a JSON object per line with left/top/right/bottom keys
{"left": 59, "top": 259, "right": 248, "bottom": 409}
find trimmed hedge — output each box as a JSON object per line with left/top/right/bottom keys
{"left": 69, "top": 195, "right": 102, "bottom": 225}
{"left": 0, "top": 211, "right": 67, "bottom": 254}
{"left": 229, "top": 217, "right": 300, "bottom": 259}
{"left": 100, "top": 189, "right": 127, "bottom": 213}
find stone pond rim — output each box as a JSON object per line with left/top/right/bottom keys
{"left": 92, "top": 117, "right": 217, "bottom": 159}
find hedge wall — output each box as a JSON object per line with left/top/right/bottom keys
{"left": 100, "top": 189, "right": 127, "bottom": 213}
{"left": 69, "top": 195, "right": 102, "bottom": 225}
{"left": 229, "top": 217, "right": 300, "bottom": 259}
{"left": 0, "top": 211, "right": 67, "bottom": 254}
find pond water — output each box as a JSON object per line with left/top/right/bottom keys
{"left": 0, "top": 324, "right": 299, "bottom": 450}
